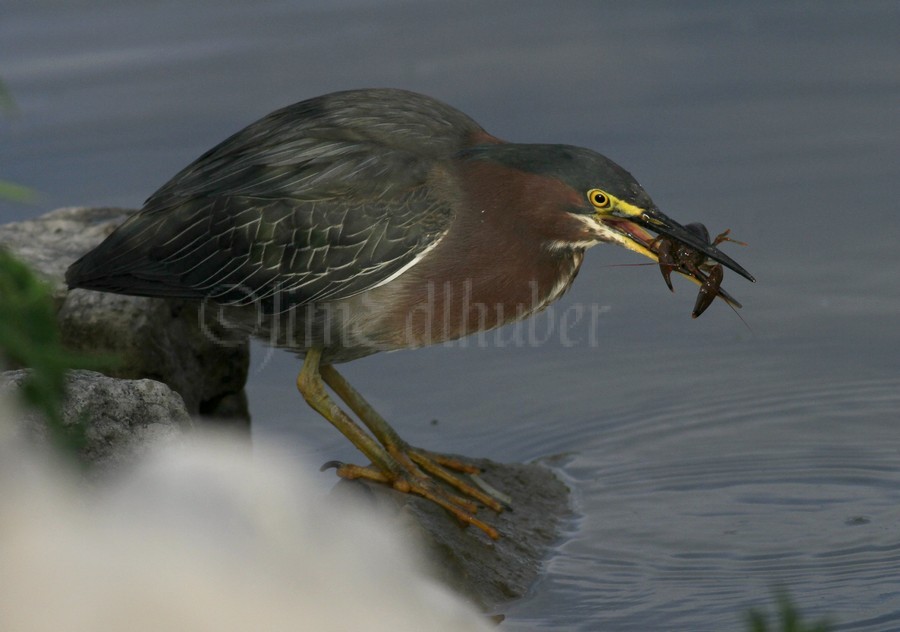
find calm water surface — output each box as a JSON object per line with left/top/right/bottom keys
{"left": 3, "top": 2, "right": 899, "bottom": 629}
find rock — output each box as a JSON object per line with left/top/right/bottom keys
{"left": 0, "top": 369, "right": 190, "bottom": 475}
{"left": 0, "top": 207, "right": 250, "bottom": 423}
{"left": 333, "top": 457, "right": 570, "bottom": 613}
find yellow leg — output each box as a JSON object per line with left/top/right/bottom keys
{"left": 296, "top": 348, "right": 398, "bottom": 475}
{"left": 297, "top": 348, "right": 502, "bottom": 539}
{"left": 320, "top": 363, "right": 505, "bottom": 512}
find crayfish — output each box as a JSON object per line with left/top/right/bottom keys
{"left": 651, "top": 224, "right": 746, "bottom": 318}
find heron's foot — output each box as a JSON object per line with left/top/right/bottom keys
{"left": 408, "top": 447, "right": 514, "bottom": 508}
{"left": 304, "top": 355, "right": 508, "bottom": 538}
{"left": 322, "top": 457, "right": 501, "bottom": 540}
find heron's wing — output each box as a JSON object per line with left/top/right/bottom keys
{"left": 66, "top": 90, "right": 492, "bottom": 309}
{"left": 65, "top": 174, "right": 454, "bottom": 311}
{"left": 67, "top": 189, "right": 452, "bottom": 311}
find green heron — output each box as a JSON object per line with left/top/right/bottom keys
{"left": 66, "top": 88, "right": 753, "bottom": 539}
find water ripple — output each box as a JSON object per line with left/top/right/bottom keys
{"left": 506, "top": 374, "right": 900, "bottom": 631}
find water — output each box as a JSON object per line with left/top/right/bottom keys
{"left": 3, "top": 2, "right": 899, "bottom": 629}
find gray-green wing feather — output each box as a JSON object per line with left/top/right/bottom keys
{"left": 66, "top": 89, "right": 485, "bottom": 310}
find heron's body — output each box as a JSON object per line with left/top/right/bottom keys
{"left": 67, "top": 89, "right": 753, "bottom": 538}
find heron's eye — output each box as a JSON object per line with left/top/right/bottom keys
{"left": 587, "top": 189, "right": 611, "bottom": 209}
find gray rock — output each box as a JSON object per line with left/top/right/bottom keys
{"left": 0, "top": 369, "right": 190, "bottom": 475}
{"left": 0, "top": 207, "right": 250, "bottom": 422}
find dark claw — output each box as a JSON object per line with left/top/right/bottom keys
{"left": 653, "top": 237, "right": 676, "bottom": 291}
{"left": 659, "top": 266, "right": 675, "bottom": 291}
{"left": 692, "top": 264, "right": 723, "bottom": 318}
{"left": 320, "top": 460, "right": 345, "bottom": 472}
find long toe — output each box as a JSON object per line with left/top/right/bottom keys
{"left": 404, "top": 448, "right": 508, "bottom": 512}
{"left": 327, "top": 460, "right": 501, "bottom": 540}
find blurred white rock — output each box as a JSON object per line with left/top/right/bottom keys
{"left": 0, "top": 396, "right": 491, "bottom": 632}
